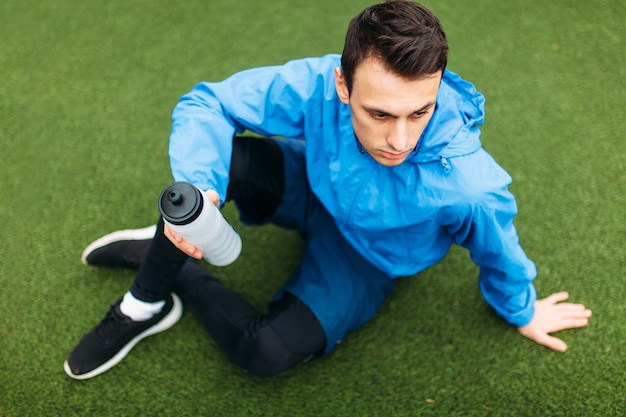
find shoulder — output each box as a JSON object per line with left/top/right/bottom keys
{"left": 423, "top": 149, "right": 515, "bottom": 213}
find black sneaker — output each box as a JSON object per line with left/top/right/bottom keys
{"left": 64, "top": 293, "right": 182, "bottom": 380}
{"left": 81, "top": 225, "right": 156, "bottom": 269}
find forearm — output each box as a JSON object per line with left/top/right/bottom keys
{"left": 478, "top": 266, "right": 537, "bottom": 327}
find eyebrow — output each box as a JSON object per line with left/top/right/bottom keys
{"left": 362, "top": 101, "right": 436, "bottom": 118}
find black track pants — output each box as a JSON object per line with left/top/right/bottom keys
{"left": 130, "top": 137, "right": 326, "bottom": 376}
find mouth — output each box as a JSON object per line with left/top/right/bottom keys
{"left": 379, "top": 149, "right": 411, "bottom": 161}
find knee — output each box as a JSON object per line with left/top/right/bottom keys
{"left": 227, "top": 325, "right": 309, "bottom": 377}
{"left": 227, "top": 136, "right": 285, "bottom": 223}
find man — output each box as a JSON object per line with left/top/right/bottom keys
{"left": 65, "top": 0, "right": 591, "bottom": 380}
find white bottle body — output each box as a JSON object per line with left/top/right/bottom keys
{"left": 163, "top": 188, "right": 242, "bottom": 266}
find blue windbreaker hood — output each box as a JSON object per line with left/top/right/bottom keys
{"left": 410, "top": 69, "right": 486, "bottom": 164}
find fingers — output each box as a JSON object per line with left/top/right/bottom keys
{"left": 564, "top": 317, "right": 591, "bottom": 329}
{"left": 539, "top": 292, "right": 593, "bottom": 329}
{"left": 182, "top": 244, "right": 203, "bottom": 259}
{"left": 518, "top": 292, "right": 592, "bottom": 352}
{"left": 163, "top": 223, "right": 203, "bottom": 259}
{"left": 555, "top": 313, "right": 592, "bottom": 332}
{"left": 546, "top": 309, "right": 590, "bottom": 332}
{"left": 205, "top": 190, "right": 220, "bottom": 207}
{"left": 518, "top": 324, "right": 569, "bottom": 352}
{"left": 536, "top": 334, "right": 568, "bottom": 352}
{"left": 554, "top": 302, "right": 592, "bottom": 327}
{"left": 544, "top": 291, "right": 570, "bottom": 304}
{"left": 553, "top": 302, "right": 592, "bottom": 317}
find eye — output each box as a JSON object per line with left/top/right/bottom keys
{"left": 411, "top": 110, "right": 428, "bottom": 118}
{"left": 370, "top": 111, "right": 387, "bottom": 120}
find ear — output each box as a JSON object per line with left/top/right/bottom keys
{"left": 334, "top": 67, "right": 350, "bottom": 104}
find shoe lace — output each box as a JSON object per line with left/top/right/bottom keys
{"left": 96, "top": 306, "right": 133, "bottom": 343}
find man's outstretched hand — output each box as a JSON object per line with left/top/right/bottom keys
{"left": 518, "top": 292, "right": 592, "bottom": 352}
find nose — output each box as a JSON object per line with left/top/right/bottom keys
{"left": 387, "top": 119, "right": 409, "bottom": 151}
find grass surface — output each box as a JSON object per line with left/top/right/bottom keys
{"left": 1, "top": 0, "right": 624, "bottom": 416}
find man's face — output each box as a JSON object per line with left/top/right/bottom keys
{"left": 335, "top": 57, "right": 441, "bottom": 167}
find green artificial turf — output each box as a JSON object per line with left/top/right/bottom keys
{"left": 1, "top": 0, "right": 624, "bottom": 416}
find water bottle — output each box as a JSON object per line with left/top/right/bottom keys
{"left": 158, "top": 182, "right": 242, "bottom": 266}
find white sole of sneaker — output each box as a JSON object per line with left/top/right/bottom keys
{"left": 81, "top": 225, "right": 157, "bottom": 266}
{"left": 63, "top": 293, "right": 183, "bottom": 380}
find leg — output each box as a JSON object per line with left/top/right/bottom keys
{"left": 173, "top": 259, "right": 325, "bottom": 377}
{"left": 66, "top": 136, "right": 323, "bottom": 379}
{"left": 177, "top": 218, "right": 394, "bottom": 375}
{"left": 83, "top": 136, "right": 286, "bottom": 305}
{"left": 129, "top": 218, "right": 189, "bottom": 302}
{"left": 65, "top": 218, "right": 187, "bottom": 380}
{"left": 176, "top": 136, "right": 392, "bottom": 371}
{"left": 226, "top": 136, "right": 285, "bottom": 224}
{"left": 170, "top": 136, "right": 326, "bottom": 376}
{"left": 220, "top": 136, "right": 394, "bottom": 359}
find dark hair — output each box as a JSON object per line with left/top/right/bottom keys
{"left": 341, "top": 0, "right": 448, "bottom": 93}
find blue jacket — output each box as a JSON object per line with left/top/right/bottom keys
{"left": 169, "top": 54, "right": 537, "bottom": 327}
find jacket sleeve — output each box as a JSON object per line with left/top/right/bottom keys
{"left": 168, "top": 57, "right": 331, "bottom": 202}
{"left": 443, "top": 153, "right": 537, "bottom": 327}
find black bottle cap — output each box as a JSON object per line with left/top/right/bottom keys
{"left": 158, "top": 182, "right": 204, "bottom": 225}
